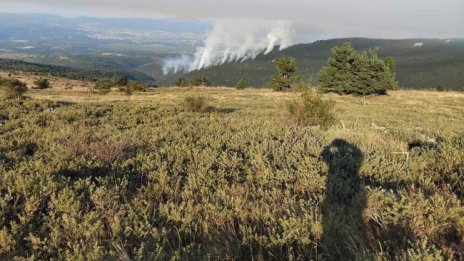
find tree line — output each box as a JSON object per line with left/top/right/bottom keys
{"left": 270, "top": 42, "right": 398, "bottom": 95}
{"left": 172, "top": 42, "right": 398, "bottom": 95}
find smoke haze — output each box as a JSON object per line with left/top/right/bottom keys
{"left": 163, "top": 20, "right": 294, "bottom": 74}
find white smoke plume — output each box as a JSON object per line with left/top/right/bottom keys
{"left": 162, "top": 20, "right": 294, "bottom": 74}
{"left": 162, "top": 55, "right": 194, "bottom": 75}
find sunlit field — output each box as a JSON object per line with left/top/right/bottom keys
{"left": 1, "top": 83, "right": 463, "bottom": 259}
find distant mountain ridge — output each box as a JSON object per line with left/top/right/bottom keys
{"left": 163, "top": 38, "right": 464, "bottom": 89}
{"left": 0, "top": 14, "right": 462, "bottom": 89}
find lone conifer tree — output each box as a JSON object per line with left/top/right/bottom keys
{"left": 319, "top": 42, "right": 397, "bottom": 95}
{"left": 235, "top": 79, "right": 246, "bottom": 90}
{"left": 175, "top": 77, "right": 188, "bottom": 87}
{"left": 269, "top": 56, "right": 298, "bottom": 91}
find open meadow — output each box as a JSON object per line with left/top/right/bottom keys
{"left": 1, "top": 79, "right": 464, "bottom": 259}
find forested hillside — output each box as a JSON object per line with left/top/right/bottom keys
{"left": 164, "top": 38, "right": 464, "bottom": 89}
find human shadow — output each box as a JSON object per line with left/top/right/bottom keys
{"left": 320, "top": 139, "right": 368, "bottom": 260}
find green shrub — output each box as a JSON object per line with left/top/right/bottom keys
{"left": 118, "top": 86, "right": 132, "bottom": 96}
{"left": 0, "top": 91, "right": 463, "bottom": 260}
{"left": 33, "top": 78, "right": 50, "bottom": 89}
{"left": 127, "top": 82, "right": 148, "bottom": 92}
{"left": 1, "top": 79, "right": 28, "bottom": 98}
{"left": 235, "top": 79, "right": 246, "bottom": 90}
{"left": 113, "top": 76, "right": 129, "bottom": 86}
{"left": 94, "top": 79, "right": 112, "bottom": 94}
{"left": 190, "top": 74, "right": 210, "bottom": 87}
{"left": 293, "top": 81, "right": 311, "bottom": 92}
{"left": 182, "top": 96, "right": 215, "bottom": 112}
{"left": 319, "top": 42, "right": 397, "bottom": 95}
{"left": 0, "top": 229, "right": 14, "bottom": 255}
{"left": 287, "top": 90, "right": 337, "bottom": 129}
{"left": 269, "top": 56, "right": 298, "bottom": 91}
{"left": 175, "top": 77, "right": 189, "bottom": 87}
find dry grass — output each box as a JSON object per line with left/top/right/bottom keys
{"left": 1, "top": 78, "right": 463, "bottom": 259}
{"left": 3, "top": 70, "right": 463, "bottom": 136}
{"left": 0, "top": 70, "right": 93, "bottom": 91}
{"left": 22, "top": 85, "right": 464, "bottom": 134}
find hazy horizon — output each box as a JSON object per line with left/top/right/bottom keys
{"left": 0, "top": 0, "right": 463, "bottom": 40}
{"left": 1, "top": 12, "right": 463, "bottom": 40}
{"left": 1, "top": 1, "right": 463, "bottom": 77}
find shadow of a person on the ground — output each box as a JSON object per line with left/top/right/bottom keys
{"left": 320, "top": 139, "right": 368, "bottom": 260}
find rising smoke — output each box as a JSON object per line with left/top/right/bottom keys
{"left": 162, "top": 20, "right": 294, "bottom": 74}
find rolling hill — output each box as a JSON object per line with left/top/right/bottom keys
{"left": 162, "top": 38, "right": 464, "bottom": 89}
{"left": 0, "top": 58, "right": 155, "bottom": 82}
{"left": 1, "top": 15, "right": 463, "bottom": 90}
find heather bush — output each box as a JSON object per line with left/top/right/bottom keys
{"left": 33, "top": 78, "right": 50, "bottom": 89}
{"left": 94, "top": 78, "right": 112, "bottom": 94}
{"left": 0, "top": 78, "right": 28, "bottom": 98}
{"left": 182, "top": 96, "right": 215, "bottom": 112}
{"left": 287, "top": 89, "right": 337, "bottom": 129}
{"left": 190, "top": 74, "right": 210, "bottom": 86}
{"left": 129, "top": 82, "right": 148, "bottom": 92}
{"left": 113, "top": 75, "right": 129, "bottom": 86}
{"left": 0, "top": 89, "right": 463, "bottom": 260}
{"left": 118, "top": 85, "right": 132, "bottom": 96}
{"left": 175, "top": 77, "right": 189, "bottom": 87}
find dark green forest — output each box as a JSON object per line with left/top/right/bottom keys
{"left": 2, "top": 38, "right": 464, "bottom": 89}
{"left": 164, "top": 38, "right": 464, "bottom": 90}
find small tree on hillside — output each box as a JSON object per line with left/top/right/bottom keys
{"left": 175, "top": 77, "right": 188, "bottom": 87}
{"left": 269, "top": 56, "right": 298, "bottom": 91}
{"left": 191, "top": 74, "right": 210, "bottom": 87}
{"left": 318, "top": 42, "right": 397, "bottom": 95}
{"left": 235, "top": 79, "right": 246, "bottom": 90}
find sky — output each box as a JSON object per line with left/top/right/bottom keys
{"left": 0, "top": 0, "right": 463, "bottom": 39}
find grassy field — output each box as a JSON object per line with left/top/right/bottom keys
{"left": 1, "top": 82, "right": 463, "bottom": 260}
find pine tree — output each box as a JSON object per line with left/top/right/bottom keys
{"left": 319, "top": 42, "right": 397, "bottom": 95}
{"left": 235, "top": 79, "right": 246, "bottom": 90}
{"left": 175, "top": 77, "right": 188, "bottom": 87}
{"left": 269, "top": 56, "right": 298, "bottom": 91}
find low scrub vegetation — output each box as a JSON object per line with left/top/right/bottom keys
{"left": 190, "top": 74, "right": 210, "bottom": 87}
{"left": 0, "top": 78, "right": 28, "bottom": 98}
{"left": 287, "top": 89, "right": 337, "bottom": 129}
{"left": 175, "top": 77, "right": 189, "bottom": 87}
{"left": 174, "top": 75, "right": 211, "bottom": 87}
{"left": 94, "top": 77, "right": 148, "bottom": 95}
{"left": 235, "top": 79, "right": 246, "bottom": 90}
{"left": 0, "top": 88, "right": 463, "bottom": 260}
{"left": 182, "top": 96, "right": 215, "bottom": 112}
{"left": 33, "top": 78, "right": 50, "bottom": 89}
{"left": 94, "top": 78, "right": 113, "bottom": 94}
